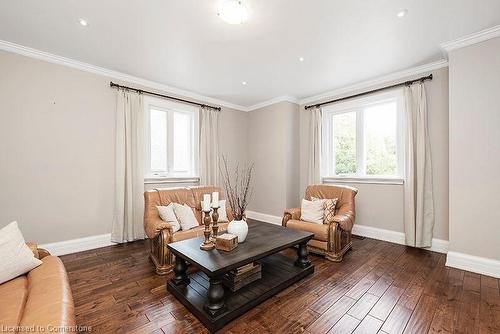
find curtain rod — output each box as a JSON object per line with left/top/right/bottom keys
{"left": 109, "top": 82, "right": 222, "bottom": 111}
{"left": 304, "top": 74, "right": 433, "bottom": 110}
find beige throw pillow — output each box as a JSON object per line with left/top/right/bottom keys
{"left": 0, "top": 221, "right": 43, "bottom": 284}
{"left": 300, "top": 199, "right": 326, "bottom": 224}
{"left": 173, "top": 204, "right": 199, "bottom": 231}
{"left": 312, "top": 197, "right": 338, "bottom": 224}
{"left": 157, "top": 204, "right": 181, "bottom": 233}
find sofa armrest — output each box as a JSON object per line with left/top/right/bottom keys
{"left": 330, "top": 213, "right": 354, "bottom": 232}
{"left": 282, "top": 208, "right": 301, "bottom": 227}
{"left": 26, "top": 242, "right": 50, "bottom": 259}
{"left": 144, "top": 217, "right": 174, "bottom": 240}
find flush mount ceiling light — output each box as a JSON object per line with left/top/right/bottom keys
{"left": 242, "top": 81, "right": 247, "bottom": 85}
{"left": 299, "top": 57, "right": 305, "bottom": 62}
{"left": 397, "top": 9, "right": 408, "bottom": 18}
{"left": 78, "top": 18, "right": 88, "bottom": 26}
{"left": 217, "top": 0, "right": 248, "bottom": 24}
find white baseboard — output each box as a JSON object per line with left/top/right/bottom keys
{"left": 246, "top": 210, "right": 449, "bottom": 254}
{"left": 352, "top": 224, "right": 449, "bottom": 254}
{"left": 40, "top": 233, "right": 114, "bottom": 256}
{"left": 446, "top": 251, "right": 500, "bottom": 279}
{"left": 352, "top": 224, "right": 405, "bottom": 244}
{"left": 245, "top": 210, "right": 282, "bottom": 225}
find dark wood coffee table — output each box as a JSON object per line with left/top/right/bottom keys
{"left": 167, "top": 221, "right": 314, "bottom": 333}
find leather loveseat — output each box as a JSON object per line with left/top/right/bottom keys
{"left": 144, "top": 186, "right": 233, "bottom": 274}
{"left": 282, "top": 184, "right": 358, "bottom": 262}
{"left": 0, "top": 243, "right": 76, "bottom": 333}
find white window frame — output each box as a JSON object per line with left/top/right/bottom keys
{"left": 321, "top": 89, "right": 405, "bottom": 184}
{"left": 144, "top": 96, "right": 199, "bottom": 180}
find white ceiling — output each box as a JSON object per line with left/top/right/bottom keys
{"left": 1, "top": 0, "right": 499, "bottom": 108}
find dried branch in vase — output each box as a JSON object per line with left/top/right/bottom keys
{"left": 220, "top": 156, "right": 254, "bottom": 221}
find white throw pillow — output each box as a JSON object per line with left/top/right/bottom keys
{"left": 300, "top": 199, "right": 326, "bottom": 224}
{"left": 0, "top": 221, "right": 42, "bottom": 284}
{"left": 173, "top": 204, "right": 199, "bottom": 231}
{"left": 157, "top": 204, "right": 181, "bottom": 233}
{"left": 217, "top": 200, "right": 229, "bottom": 222}
{"left": 199, "top": 200, "right": 230, "bottom": 222}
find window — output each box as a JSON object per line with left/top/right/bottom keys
{"left": 145, "top": 96, "right": 199, "bottom": 179}
{"left": 321, "top": 90, "right": 404, "bottom": 181}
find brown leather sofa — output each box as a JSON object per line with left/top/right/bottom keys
{"left": 144, "top": 186, "right": 233, "bottom": 275}
{"left": 282, "top": 184, "right": 358, "bottom": 262}
{"left": 0, "top": 243, "right": 76, "bottom": 333}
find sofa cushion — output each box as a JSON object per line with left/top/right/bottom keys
{"left": 19, "top": 256, "right": 75, "bottom": 330}
{"left": 172, "top": 226, "right": 204, "bottom": 242}
{"left": 286, "top": 219, "right": 329, "bottom": 242}
{"left": 308, "top": 239, "right": 328, "bottom": 251}
{"left": 0, "top": 276, "right": 28, "bottom": 327}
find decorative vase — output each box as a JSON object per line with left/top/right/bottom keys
{"left": 227, "top": 219, "right": 248, "bottom": 243}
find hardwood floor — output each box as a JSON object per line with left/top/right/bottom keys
{"left": 60, "top": 229, "right": 500, "bottom": 334}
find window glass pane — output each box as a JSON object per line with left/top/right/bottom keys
{"left": 150, "top": 109, "right": 167, "bottom": 172}
{"left": 364, "top": 101, "right": 397, "bottom": 176}
{"left": 333, "top": 112, "right": 356, "bottom": 175}
{"left": 173, "top": 112, "right": 191, "bottom": 172}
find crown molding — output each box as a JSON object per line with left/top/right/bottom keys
{"left": 298, "top": 59, "right": 449, "bottom": 106}
{"left": 0, "top": 39, "right": 452, "bottom": 112}
{"left": 441, "top": 25, "right": 500, "bottom": 54}
{"left": 244, "top": 95, "right": 299, "bottom": 112}
{"left": 0, "top": 39, "right": 249, "bottom": 112}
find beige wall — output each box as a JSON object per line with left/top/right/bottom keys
{"left": 299, "top": 67, "right": 450, "bottom": 241}
{"left": 448, "top": 37, "right": 500, "bottom": 260}
{"left": 0, "top": 50, "right": 247, "bottom": 243}
{"left": 246, "top": 101, "right": 300, "bottom": 216}
{"left": 0, "top": 49, "right": 459, "bottom": 248}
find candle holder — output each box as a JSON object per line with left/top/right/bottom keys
{"left": 200, "top": 209, "right": 215, "bottom": 251}
{"left": 210, "top": 206, "right": 220, "bottom": 242}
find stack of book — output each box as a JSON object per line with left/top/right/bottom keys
{"left": 222, "top": 262, "right": 261, "bottom": 292}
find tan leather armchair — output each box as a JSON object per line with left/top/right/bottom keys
{"left": 144, "top": 186, "right": 233, "bottom": 275}
{"left": 282, "top": 184, "right": 358, "bottom": 262}
{"left": 0, "top": 243, "right": 76, "bottom": 332}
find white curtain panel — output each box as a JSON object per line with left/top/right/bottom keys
{"left": 111, "top": 90, "right": 146, "bottom": 243}
{"left": 308, "top": 106, "right": 322, "bottom": 184}
{"left": 199, "top": 106, "right": 220, "bottom": 186}
{"left": 403, "top": 83, "right": 434, "bottom": 247}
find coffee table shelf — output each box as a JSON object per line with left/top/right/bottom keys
{"left": 167, "top": 253, "right": 313, "bottom": 333}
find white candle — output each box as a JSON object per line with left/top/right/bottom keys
{"left": 202, "top": 194, "right": 211, "bottom": 211}
{"left": 211, "top": 191, "right": 219, "bottom": 208}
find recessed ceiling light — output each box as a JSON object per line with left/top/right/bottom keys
{"left": 217, "top": 0, "right": 248, "bottom": 24}
{"left": 397, "top": 9, "right": 408, "bottom": 18}
{"left": 242, "top": 81, "right": 247, "bottom": 85}
{"left": 299, "top": 57, "right": 305, "bottom": 62}
{"left": 78, "top": 18, "right": 88, "bottom": 26}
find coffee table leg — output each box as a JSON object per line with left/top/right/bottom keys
{"left": 295, "top": 242, "right": 311, "bottom": 268}
{"left": 172, "top": 256, "right": 190, "bottom": 286}
{"left": 205, "top": 277, "right": 225, "bottom": 317}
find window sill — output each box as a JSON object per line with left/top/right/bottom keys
{"left": 144, "top": 176, "right": 200, "bottom": 185}
{"left": 322, "top": 177, "right": 404, "bottom": 185}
